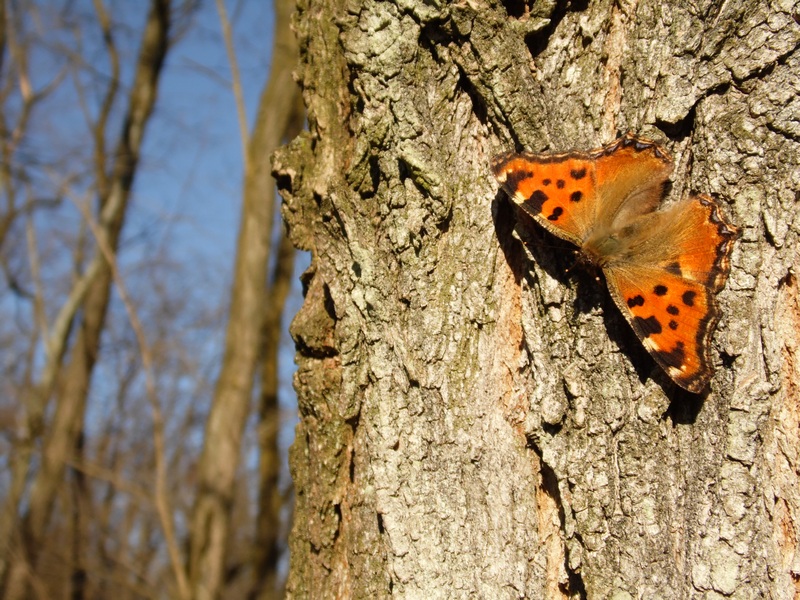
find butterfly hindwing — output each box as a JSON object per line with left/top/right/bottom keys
{"left": 601, "top": 193, "right": 739, "bottom": 391}
{"left": 652, "top": 195, "right": 739, "bottom": 293}
{"left": 604, "top": 266, "right": 720, "bottom": 392}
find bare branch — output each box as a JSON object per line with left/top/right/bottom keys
{"left": 215, "top": 0, "right": 249, "bottom": 165}
{"left": 71, "top": 191, "right": 189, "bottom": 600}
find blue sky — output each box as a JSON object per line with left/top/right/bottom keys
{"left": 0, "top": 3, "right": 307, "bottom": 580}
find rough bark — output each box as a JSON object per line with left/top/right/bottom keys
{"left": 187, "top": 0, "right": 303, "bottom": 597}
{"left": 2, "top": 2, "right": 172, "bottom": 597}
{"left": 278, "top": 0, "right": 800, "bottom": 598}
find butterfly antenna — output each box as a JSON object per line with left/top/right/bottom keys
{"left": 564, "top": 249, "right": 580, "bottom": 275}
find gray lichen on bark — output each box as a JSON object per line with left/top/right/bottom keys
{"left": 277, "top": 0, "right": 800, "bottom": 597}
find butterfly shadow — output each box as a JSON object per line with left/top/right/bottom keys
{"left": 492, "top": 193, "right": 576, "bottom": 288}
{"left": 491, "top": 194, "right": 705, "bottom": 424}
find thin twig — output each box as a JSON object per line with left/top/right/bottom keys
{"left": 215, "top": 0, "right": 250, "bottom": 167}
{"left": 71, "top": 196, "right": 190, "bottom": 600}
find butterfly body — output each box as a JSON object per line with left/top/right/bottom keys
{"left": 492, "top": 133, "right": 739, "bottom": 393}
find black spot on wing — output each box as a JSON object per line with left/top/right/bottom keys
{"left": 666, "top": 305, "right": 679, "bottom": 315}
{"left": 627, "top": 295, "right": 645, "bottom": 308}
{"left": 654, "top": 285, "right": 668, "bottom": 296}
{"left": 526, "top": 189, "right": 549, "bottom": 214}
{"left": 682, "top": 290, "right": 696, "bottom": 306}
{"left": 503, "top": 169, "right": 534, "bottom": 192}
{"left": 547, "top": 206, "right": 564, "bottom": 221}
{"left": 666, "top": 262, "right": 682, "bottom": 276}
{"left": 556, "top": 180, "right": 565, "bottom": 189}
{"left": 570, "top": 167, "right": 587, "bottom": 180}
{"left": 542, "top": 178, "right": 551, "bottom": 186}
{"left": 669, "top": 320, "right": 678, "bottom": 330}
{"left": 634, "top": 315, "right": 662, "bottom": 337}
{"left": 570, "top": 191, "right": 583, "bottom": 202}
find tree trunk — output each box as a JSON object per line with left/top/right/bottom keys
{"left": 187, "top": 0, "right": 303, "bottom": 597}
{"left": 251, "top": 62, "right": 305, "bottom": 600}
{"left": 277, "top": 0, "right": 800, "bottom": 597}
{"left": 2, "top": 2, "right": 172, "bottom": 597}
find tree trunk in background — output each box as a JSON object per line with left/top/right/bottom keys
{"left": 187, "top": 0, "right": 303, "bottom": 597}
{"left": 251, "top": 74, "right": 304, "bottom": 600}
{"left": 251, "top": 226, "right": 300, "bottom": 600}
{"left": 277, "top": 0, "right": 800, "bottom": 597}
{"left": 2, "top": 2, "right": 172, "bottom": 597}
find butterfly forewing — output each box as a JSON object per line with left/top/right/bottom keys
{"left": 592, "top": 136, "right": 674, "bottom": 228}
{"left": 491, "top": 153, "right": 597, "bottom": 246}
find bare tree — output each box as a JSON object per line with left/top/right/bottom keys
{"left": 187, "top": 0, "right": 303, "bottom": 598}
{"left": 1, "top": 1, "right": 177, "bottom": 597}
{"left": 277, "top": 0, "right": 800, "bottom": 597}
{"left": 252, "top": 228, "right": 302, "bottom": 600}
{"left": 0, "top": 1, "right": 303, "bottom": 598}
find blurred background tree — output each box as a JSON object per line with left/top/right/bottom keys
{"left": 0, "top": 1, "right": 304, "bottom": 599}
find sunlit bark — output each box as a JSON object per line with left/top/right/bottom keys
{"left": 279, "top": 0, "right": 799, "bottom": 596}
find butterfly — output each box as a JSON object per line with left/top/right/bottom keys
{"left": 491, "top": 133, "right": 739, "bottom": 393}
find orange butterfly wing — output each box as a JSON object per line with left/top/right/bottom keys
{"left": 492, "top": 134, "right": 738, "bottom": 392}
{"left": 603, "top": 195, "right": 739, "bottom": 392}
{"left": 591, "top": 136, "right": 673, "bottom": 224}
{"left": 491, "top": 152, "right": 597, "bottom": 246}
{"left": 491, "top": 135, "right": 673, "bottom": 244}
